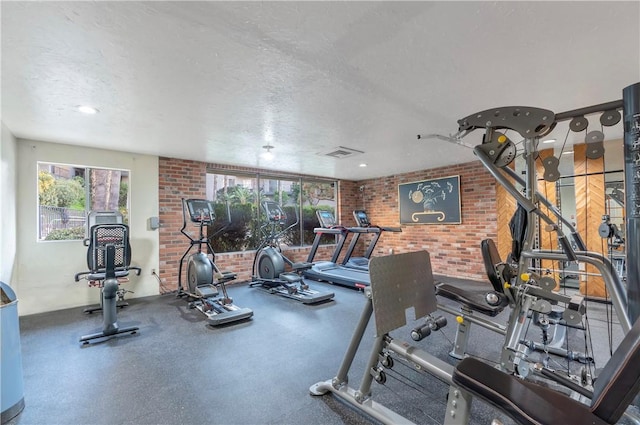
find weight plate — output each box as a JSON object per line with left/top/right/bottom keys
{"left": 600, "top": 110, "right": 621, "bottom": 127}
{"left": 562, "top": 309, "right": 583, "bottom": 326}
{"left": 539, "top": 276, "right": 557, "bottom": 291}
{"left": 585, "top": 130, "right": 604, "bottom": 144}
{"left": 570, "top": 116, "right": 588, "bottom": 132}
{"left": 586, "top": 141, "right": 605, "bottom": 159}
{"left": 532, "top": 299, "right": 552, "bottom": 314}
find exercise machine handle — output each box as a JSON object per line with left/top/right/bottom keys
{"left": 535, "top": 364, "right": 594, "bottom": 398}
{"left": 558, "top": 236, "right": 577, "bottom": 262}
{"left": 503, "top": 166, "right": 586, "bottom": 251}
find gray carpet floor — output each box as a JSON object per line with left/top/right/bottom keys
{"left": 5, "top": 275, "right": 630, "bottom": 425}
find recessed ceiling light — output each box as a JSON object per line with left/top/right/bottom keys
{"left": 261, "top": 144, "right": 274, "bottom": 160}
{"left": 562, "top": 150, "right": 574, "bottom": 155}
{"left": 77, "top": 105, "right": 99, "bottom": 114}
{"left": 359, "top": 163, "right": 367, "bottom": 167}
{"left": 542, "top": 139, "right": 556, "bottom": 144}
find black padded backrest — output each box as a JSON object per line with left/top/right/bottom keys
{"left": 590, "top": 317, "right": 640, "bottom": 423}
{"left": 86, "top": 224, "right": 131, "bottom": 274}
{"left": 481, "top": 239, "right": 504, "bottom": 293}
{"left": 508, "top": 204, "right": 527, "bottom": 263}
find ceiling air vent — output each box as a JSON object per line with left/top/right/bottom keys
{"left": 320, "top": 146, "right": 365, "bottom": 159}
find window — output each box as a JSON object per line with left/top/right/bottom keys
{"left": 206, "top": 172, "right": 260, "bottom": 252}
{"left": 301, "top": 181, "right": 336, "bottom": 245}
{"left": 37, "top": 162, "right": 130, "bottom": 241}
{"left": 205, "top": 170, "right": 336, "bottom": 253}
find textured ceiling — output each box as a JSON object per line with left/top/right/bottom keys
{"left": 2, "top": 1, "right": 639, "bottom": 180}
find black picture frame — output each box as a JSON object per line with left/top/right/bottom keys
{"left": 398, "top": 175, "right": 461, "bottom": 224}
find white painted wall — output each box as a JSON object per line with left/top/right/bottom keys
{"left": 1, "top": 123, "right": 18, "bottom": 286}
{"left": 16, "top": 139, "right": 159, "bottom": 316}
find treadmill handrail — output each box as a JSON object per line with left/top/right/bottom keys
{"left": 342, "top": 226, "right": 402, "bottom": 267}
{"left": 313, "top": 227, "right": 347, "bottom": 235}
{"left": 378, "top": 226, "right": 402, "bottom": 232}
{"left": 345, "top": 227, "right": 381, "bottom": 234}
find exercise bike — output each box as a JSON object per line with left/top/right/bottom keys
{"left": 250, "top": 200, "right": 335, "bottom": 304}
{"left": 177, "top": 198, "right": 253, "bottom": 326}
{"left": 74, "top": 211, "right": 141, "bottom": 344}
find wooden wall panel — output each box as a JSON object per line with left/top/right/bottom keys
{"left": 573, "top": 144, "right": 607, "bottom": 298}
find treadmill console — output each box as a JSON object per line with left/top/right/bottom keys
{"left": 353, "top": 210, "right": 371, "bottom": 227}
{"left": 262, "top": 201, "right": 287, "bottom": 224}
{"left": 185, "top": 199, "right": 216, "bottom": 224}
{"left": 316, "top": 210, "right": 337, "bottom": 228}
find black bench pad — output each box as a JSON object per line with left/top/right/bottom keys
{"left": 436, "top": 283, "right": 505, "bottom": 317}
{"left": 452, "top": 357, "right": 608, "bottom": 425}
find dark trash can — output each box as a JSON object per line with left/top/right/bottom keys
{"left": 1, "top": 282, "right": 25, "bottom": 424}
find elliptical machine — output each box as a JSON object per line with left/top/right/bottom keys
{"left": 177, "top": 198, "right": 253, "bottom": 326}
{"left": 250, "top": 200, "right": 334, "bottom": 304}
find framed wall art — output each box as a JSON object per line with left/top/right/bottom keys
{"left": 398, "top": 175, "right": 461, "bottom": 224}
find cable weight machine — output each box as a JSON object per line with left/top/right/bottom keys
{"left": 310, "top": 81, "right": 640, "bottom": 425}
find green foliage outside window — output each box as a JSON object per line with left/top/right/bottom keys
{"left": 206, "top": 172, "right": 336, "bottom": 253}
{"left": 282, "top": 205, "right": 334, "bottom": 246}
{"left": 208, "top": 203, "right": 259, "bottom": 253}
{"left": 44, "top": 227, "right": 86, "bottom": 240}
{"left": 206, "top": 203, "right": 334, "bottom": 252}
{"left": 38, "top": 171, "right": 84, "bottom": 209}
{"left": 119, "top": 182, "right": 128, "bottom": 208}
{"left": 38, "top": 164, "right": 130, "bottom": 241}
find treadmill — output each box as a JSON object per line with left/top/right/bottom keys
{"left": 341, "top": 210, "right": 402, "bottom": 271}
{"left": 303, "top": 210, "right": 371, "bottom": 290}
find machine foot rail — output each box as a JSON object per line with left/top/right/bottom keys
{"left": 206, "top": 307, "right": 253, "bottom": 326}
{"left": 80, "top": 325, "right": 139, "bottom": 344}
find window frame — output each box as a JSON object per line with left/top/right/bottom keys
{"left": 36, "top": 161, "right": 131, "bottom": 242}
{"left": 206, "top": 168, "right": 337, "bottom": 252}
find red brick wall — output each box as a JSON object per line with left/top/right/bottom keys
{"left": 338, "top": 180, "right": 360, "bottom": 222}
{"left": 158, "top": 158, "right": 207, "bottom": 289}
{"left": 158, "top": 157, "right": 496, "bottom": 290}
{"left": 357, "top": 161, "right": 497, "bottom": 280}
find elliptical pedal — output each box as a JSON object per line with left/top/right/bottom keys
{"left": 195, "top": 285, "right": 218, "bottom": 298}
{"left": 216, "top": 271, "right": 237, "bottom": 284}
